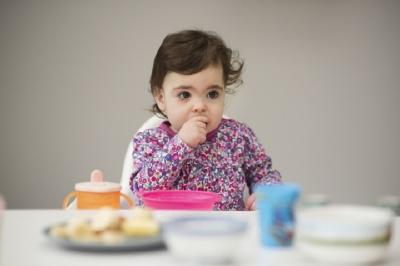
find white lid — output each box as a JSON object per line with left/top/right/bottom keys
{"left": 75, "top": 170, "right": 121, "bottom": 193}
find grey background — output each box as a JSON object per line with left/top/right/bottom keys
{"left": 1, "top": 0, "right": 399, "bottom": 209}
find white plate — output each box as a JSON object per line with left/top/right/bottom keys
{"left": 43, "top": 223, "right": 165, "bottom": 252}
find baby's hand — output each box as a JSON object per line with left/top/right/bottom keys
{"left": 178, "top": 116, "right": 208, "bottom": 148}
{"left": 245, "top": 193, "right": 257, "bottom": 211}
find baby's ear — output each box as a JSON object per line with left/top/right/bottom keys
{"left": 154, "top": 89, "right": 165, "bottom": 111}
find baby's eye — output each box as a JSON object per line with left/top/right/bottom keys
{"left": 178, "top": 91, "right": 191, "bottom": 100}
{"left": 207, "top": 90, "right": 220, "bottom": 99}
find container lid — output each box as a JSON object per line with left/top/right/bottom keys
{"left": 165, "top": 216, "right": 247, "bottom": 236}
{"left": 75, "top": 170, "right": 121, "bottom": 193}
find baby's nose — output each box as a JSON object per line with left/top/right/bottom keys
{"left": 192, "top": 100, "right": 206, "bottom": 113}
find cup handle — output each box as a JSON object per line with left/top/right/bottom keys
{"left": 63, "top": 191, "right": 77, "bottom": 209}
{"left": 120, "top": 192, "right": 134, "bottom": 208}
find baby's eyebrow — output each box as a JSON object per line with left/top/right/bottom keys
{"left": 208, "top": 85, "right": 223, "bottom": 91}
{"left": 173, "top": 85, "right": 193, "bottom": 91}
{"left": 173, "top": 85, "right": 223, "bottom": 91}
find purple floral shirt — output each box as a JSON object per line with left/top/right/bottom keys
{"left": 129, "top": 118, "right": 281, "bottom": 210}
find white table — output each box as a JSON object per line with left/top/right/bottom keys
{"left": 1, "top": 210, "right": 399, "bottom": 266}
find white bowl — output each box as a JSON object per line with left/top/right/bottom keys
{"left": 163, "top": 216, "right": 247, "bottom": 264}
{"left": 295, "top": 204, "right": 395, "bottom": 264}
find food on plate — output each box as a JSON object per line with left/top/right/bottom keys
{"left": 122, "top": 208, "right": 159, "bottom": 236}
{"left": 91, "top": 208, "right": 122, "bottom": 232}
{"left": 49, "top": 207, "right": 160, "bottom": 244}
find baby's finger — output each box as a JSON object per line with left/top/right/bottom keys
{"left": 195, "top": 121, "right": 207, "bottom": 129}
{"left": 250, "top": 200, "right": 257, "bottom": 211}
{"left": 191, "top": 115, "right": 208, "bottom": 124}
{"left": 199, "top": 127, "right": 207, "bottom": 136}
{"left": 245, "top": 194, "right": 256, "bottom": 210}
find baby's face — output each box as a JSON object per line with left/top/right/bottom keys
{"left": 155, "top": 64, "right": 225, "bottom": 133}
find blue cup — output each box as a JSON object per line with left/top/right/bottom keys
{"left": 256, "top": 183, "right": 300, "bottom": 247}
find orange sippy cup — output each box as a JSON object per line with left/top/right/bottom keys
{"left": 63, "top": 169, "right": 133, "bottom": 209}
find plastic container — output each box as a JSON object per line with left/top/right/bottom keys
{"left": 296, "top": 204, "right": 394, "bottom": 264}
{"left": 63, "top": 170, "right": 133, "bottom": 209}
{"left": 140, "top": 190, "right": 221, "bottom": 210}
{"left": 163, "top": 216, "right": 247, "bottom": 264}
{"left": 256, "top": 183, "right": 301, "bottom": 247}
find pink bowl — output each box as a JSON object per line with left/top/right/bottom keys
{"left": 140, "top": 190, "right": 222, "bottom": 210}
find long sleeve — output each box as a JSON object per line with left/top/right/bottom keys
{"left": 130, "top": 129, "right": 194, "bottom": 194}
{"left": 241, "top": 125, "right": 282, "bottom": 193}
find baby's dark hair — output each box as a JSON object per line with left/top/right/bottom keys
{"left": 150, "top": 29, "right": 244, "bottom": 117}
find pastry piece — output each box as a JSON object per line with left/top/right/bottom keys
{"left": 122, "top": 218, "right": 159, "bottom": 237}
{"left": 65, "top": 217, "right": 96, "bottom": 242}
{"left": 130, "top": 207, "right": 154, "bottom": 220}
{"left": 122, "top": 207, "right": 159, "bottom": 236}
{"left": 91, "top": 207, "right": 122, "bottom": 232}
{"left": 50, "top": 225, "right": 69, "bottom": 239}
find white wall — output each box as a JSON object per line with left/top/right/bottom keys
{"left": 1, "top": 0, "right": 399, "bottom": 208}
